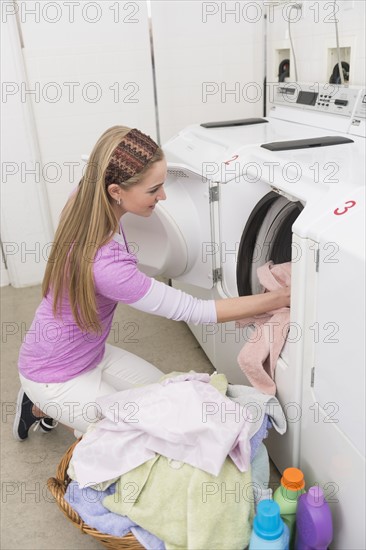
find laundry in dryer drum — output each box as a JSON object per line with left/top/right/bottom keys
{"left": 236, "top": 261, "right": 291, "bottom": 396}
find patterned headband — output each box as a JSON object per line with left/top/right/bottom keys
{"left": 105, "top": 128, "right": 159, "bottom": 187}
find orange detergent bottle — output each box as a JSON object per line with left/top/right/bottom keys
{"left": 273, "top": 468, "right": 306, "bottom": 547}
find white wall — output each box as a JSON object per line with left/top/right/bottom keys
{"left": 266, "top": 0, "right": 365, "bottom": 86}
{"left": 16, "top": 0, "right": 156, "bottom": 231}
{"left": 151, "top": 0, "right": 265, "bottom": 143}
{"left": 1, "top": 247, "right": 10, "bottom": 287}
{"left": 1, "top": 14, "right": 53, "bottom": 288}
{"left": 19, "top": 0, "right": 266, "bottom": 193}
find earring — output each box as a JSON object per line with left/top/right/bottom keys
{"left": 116, "top": 198, "right": 121, "bottom": 206}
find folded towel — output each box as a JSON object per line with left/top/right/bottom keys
{"left": 236, "top": 261, "right": 291, "bottom": 395}
{"left": 103, "top": 454, "right": 254, "bottom": 550}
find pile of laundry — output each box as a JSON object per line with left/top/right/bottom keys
{"left": 65, "top": 371, "right": 286, "bottom": 550}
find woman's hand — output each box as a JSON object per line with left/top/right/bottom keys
{"left": 278, "top": 285, "right": 291, "bottom": 308}
{"left": 215, "top": 286, "right": 291, "bottom": 323}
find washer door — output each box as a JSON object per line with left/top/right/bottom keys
{"left": 122, "top": 164, "right": 214, "bottom": 287}
{"left": 237, "top": 191, "right": 303, "bottom": 296}
{"left": 123, "top": 206, "right": 188, "bottom": 277}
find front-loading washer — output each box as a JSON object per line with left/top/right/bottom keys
{"left": 254, "top": 89, "right": 365, "bottom": 550}
{"left": 222, "top": 88, "right": 364, "bottom": 549}
{"left": 124, "top": 83, "right": 361, "bottom": 386}
{"left": 121, "top": 83, "right": 365, "bottom": 548}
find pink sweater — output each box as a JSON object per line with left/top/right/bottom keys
{"left": 18, "top": 234, "right": 216, "bottom": 383}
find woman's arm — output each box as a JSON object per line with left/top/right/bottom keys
{"left": 215, "top": 286, "right": 290, "bottom": 323}
{"left": 130, "top": 279, "right": 290, "bottom": 325}
{"left": 96, "top": 241, "right": 290, "bottom": 325}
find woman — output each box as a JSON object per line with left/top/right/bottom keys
{"left": 13, "top": 126, "right": 290, "bottom": 440}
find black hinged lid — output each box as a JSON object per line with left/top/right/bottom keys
{"left": 201, "top": 118, "right": 269, "bottom": 128}
{"left": 261, "top": 135, "right": 354, "bottom": 151}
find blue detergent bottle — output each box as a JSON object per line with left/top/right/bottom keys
{"left": 249, "top": 499, "right": 290, "bottom": 550}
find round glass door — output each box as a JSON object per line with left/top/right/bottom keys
{"left": 237, "top": 192, "right": 303, "bottom": 295}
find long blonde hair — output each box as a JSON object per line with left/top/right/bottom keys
{"left": 42, "top": 126, "right": 164, "bottom": 333}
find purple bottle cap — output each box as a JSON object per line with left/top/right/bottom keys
{"left": 306, "top": 486, "right": 325, "bottom": 507}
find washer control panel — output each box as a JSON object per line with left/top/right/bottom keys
{"left": 352, "top": 89, "right": 366, "bottom": 120}
{"left": 348, "top": 89, "right": 366, "bottom": 137}
{"left": 272, "top": 83, "right": 360, "bottom": 117}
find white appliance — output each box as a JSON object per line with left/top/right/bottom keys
{"left": 123, "top": 83, "right": 365, "bottom": 548}
{"left": 124, "top": 83, "right": 362, "bottom": 387}
{"left": 270, "top": 90, "right": 365, "bottom": 549}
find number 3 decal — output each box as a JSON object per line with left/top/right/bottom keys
{"left": 334, "top": 200, "right": 356, "bottom": 216}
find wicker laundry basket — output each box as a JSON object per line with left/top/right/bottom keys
{"left": 47, "top": 438, "right": 144, "bottom": 549}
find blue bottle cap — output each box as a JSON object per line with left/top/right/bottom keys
{"left": 253, "top": 500, "right": 284, "bottom": 541}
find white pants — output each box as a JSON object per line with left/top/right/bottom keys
{"left": 19, "top": 344, "right": 164, "bottom": 434}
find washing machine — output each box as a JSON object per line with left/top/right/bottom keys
{"left": 122, "top": 83, "right": 365, "bottom": 548}
{"left": 123, "top": 83, "right": 361, "bottom": 391}
{"left": 260, "top": 89, "right": 365, "bottom": 549}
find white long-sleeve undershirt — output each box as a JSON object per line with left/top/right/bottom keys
{"left": 130, "top": 279, "right": 217, "bottom": 325}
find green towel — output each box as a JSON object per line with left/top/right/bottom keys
{"left": 103, "top": 454, "right": 254, "bottom": 550}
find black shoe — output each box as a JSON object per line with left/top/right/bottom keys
{"left": 39, "top": 417, "right": 58, "bottom": 433}
{"left": 13, "top": 389, "right": 57, "bottom": 441}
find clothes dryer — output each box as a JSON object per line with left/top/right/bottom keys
{"left": 124, "top": 84, "right": 361, "bottom": 387}
{"left": 121, "top": 83, "right": 365, "bottom": 548}
{"left": 256, "top": 89, "right": 365, "bottom": 550}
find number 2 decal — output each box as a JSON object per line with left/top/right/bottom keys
{"left": 333, "top": 200, "right": 356, "bottom": 216}
{"left": 224, "top": 155, "right": 239, "bottom": 165}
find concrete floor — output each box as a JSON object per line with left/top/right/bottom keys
{"left": 1, "top": 283, "right": 280, "bottom": 550}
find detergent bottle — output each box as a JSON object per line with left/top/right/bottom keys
{"left": 249, "top": 499, "right": 290, "bottom": 550}
{"left": 273, "top": 467, "right": 305, "bottom": 546}
{"left": 295, "top": 486, "right": 333, "bottom": 550}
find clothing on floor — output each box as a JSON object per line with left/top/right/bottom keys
{"left": 226, "top": 383, "right": 287, "bottom": 436}
{"left": 236, "top": 261, "right": 291, "bottom": 395}
{"left": 65, "top": 374, "right": 282, "bottom": 548}
{"left": 66, "top": 442, "right": 270, "bottom": 548}
{"left": 66, "top": 371, "right": 227, "bottom": 480}
{"left": 71, "top": 373, "right": 254, "bottom": 487}
{"left": 226, "top": 384, "right": 286, "bottom": 462}
{"left": 103, "top": 454, "right": 254, "bottom": 550}
{"left": 64, "top": 480, "right": 165, "bottom": 549}
{"left": 249, "top": 415, "right": 271, "bottom": 461}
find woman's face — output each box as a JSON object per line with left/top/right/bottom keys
{"left": 119, "top": 159, "right": 167, "bottom": 217}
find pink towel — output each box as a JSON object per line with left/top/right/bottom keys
{"left": 236, "top": 261, "right": 291, "bottom": 395}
